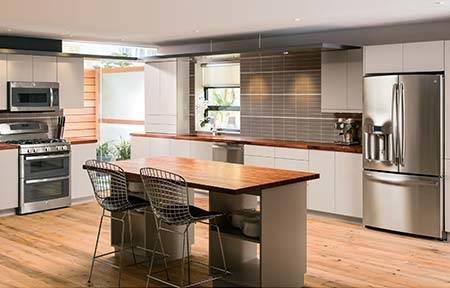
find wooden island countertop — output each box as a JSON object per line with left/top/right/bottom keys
{"left": 106, "top": 156, "right": 319, "bottom": 194}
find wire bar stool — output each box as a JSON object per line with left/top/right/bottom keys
{"left": 140, "top": 167, "right": 230, "bottom": 288}
{"left": 84, "top": 160, "right": 150, "bottom": 287}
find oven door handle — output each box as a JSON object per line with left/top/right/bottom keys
{"left": 25, "top": 154, "right": 69, "bottom": 161}
{"left": 25, "top": 176, "right": 70, "bottom": 185}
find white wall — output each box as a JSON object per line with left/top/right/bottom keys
{"left": 101, "top": 71, "right": 145, "bottom": 120}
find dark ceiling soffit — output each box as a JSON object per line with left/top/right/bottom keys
{"left": 0, "top": 48, "right": 140, "bottom": 61}
{"left": 143, "top": 42, "right": 358, "bottom": 61}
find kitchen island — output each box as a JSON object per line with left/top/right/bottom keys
{"left": 101, "top": 156, "right": 319, "bottom": 287}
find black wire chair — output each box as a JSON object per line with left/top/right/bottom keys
{"left": 140, "top": 167, "right": 230, "bottom": 288}
{"left": 85, "top": 160, "right": 150, "bottom": 287}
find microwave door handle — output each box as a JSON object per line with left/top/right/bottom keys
{"left": 49, "top": 88, "right": 54, "bottom": 107}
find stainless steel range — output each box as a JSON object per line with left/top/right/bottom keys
{"left": 0, "top": 121, "right": 71, "bottom": 214}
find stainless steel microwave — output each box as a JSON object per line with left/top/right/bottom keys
{"left": 8, "top": 81, "right": 59, "bottom": 112}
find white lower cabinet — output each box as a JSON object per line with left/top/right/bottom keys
{"left": 71, "top": 143, "right": 97, "bottom": 200}
{"left": 170, "top": 139, "right": 190, "bottom": 157}
{"left": 149, "top": 138, "right": 171, "bottom": 157}
{"left": 308, "top": 150, "right": 335, "bottom": 213}
{"left": 189, "top": 141, "right": 212, "bottom": 160}
{"left": 244, "top": 155, "right": 274, "bottom": 168}
{"left": 334, "top": 152, "right": 363, "bottom": 218}
{"left": 131, "top": 137, "right": 212, "bottom": 160}
{"left": 131, "top": 136, "right": 151, "bottom": 159}
{"left": 274, "top": 158, "right": 309, "bottom": 171}
{"left": 0, "top": 149, "right": 18, "bottom": 211}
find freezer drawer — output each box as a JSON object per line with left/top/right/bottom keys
{"left": 363, "top": 171, "right": 443, "bottom": 238}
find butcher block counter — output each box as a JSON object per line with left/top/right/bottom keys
{"left": 130, "top": 132, "right": 362, "bottom": 154}
{"left": 85, "top": 156, "right": 319, "bottom": 287}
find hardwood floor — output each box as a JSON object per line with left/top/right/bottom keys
{"left": 1, "top": 200, "right": 450, "bottom": 287}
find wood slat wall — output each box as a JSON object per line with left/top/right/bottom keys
{"left": 64, "top": 69, "right": 99, "bottom": 140}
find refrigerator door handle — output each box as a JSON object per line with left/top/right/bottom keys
{"left": 364, "top": 172, "right": 440, "bottom": 187}
{"left": 391, "top": 83, "right": 399, "bottom": 165}
{"left": 399, "top": 82, "right": 406, "bottom": 166}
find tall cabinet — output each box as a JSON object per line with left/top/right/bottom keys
{"left": 145, "top": 58, "right": 190, "bottom": 134}
{"left": 0, "top": 55, "right": 6, "bottom": 110}
{"left": 57, "top": 57, "right": 84, "bottom": 109}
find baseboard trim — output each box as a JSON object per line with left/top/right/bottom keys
{"left": 307, "top": 209, "right": 362, "bottom": 224}
{"left": 71, "top": 195, "right": 94, "bottom": 205}
{"left": 0, "top": 208, "right": 16, "bottom": 217}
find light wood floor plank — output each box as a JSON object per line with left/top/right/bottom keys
{"left": 0, "top": 200, "right": 449, "bottom": 287}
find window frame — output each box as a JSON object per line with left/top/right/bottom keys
{"left": 203, "top": 86, "right": 241, "bottom": 133}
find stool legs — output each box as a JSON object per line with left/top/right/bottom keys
{"left": 88, "top": 208, "right": 105, "bottom": 284}
{"left": 88, "top": 210, "right": 138, "bottom": 288}
{"left": 186, "top": 225, "right": 191, "bottom": 285}
{"left": 127, "top": 210, "right": 137, "bottom": 264}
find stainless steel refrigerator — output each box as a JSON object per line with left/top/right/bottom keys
{"left": 363, "top": 74, "right": 444, "bottom": 239}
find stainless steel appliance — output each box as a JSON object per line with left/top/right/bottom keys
{"left": 8, "top": 81, "right": 59, "bottom": 112}
{"left": 0, "top": 122, "right": 71, "bottom": 214}
{"left": 212, "top": 143, "right": 244, "bottom": 164}
{"left": 335, "top": 118, "right": 360, "bottom": 145}
{"left": 363, "top": 74, "right": 444, "bottom": 239}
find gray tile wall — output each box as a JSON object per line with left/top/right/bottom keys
{"left": 240, "top": 51, "right": 361, "bottom": 143}
{"left": 189, "top": 51, "right": 361, "bottom": 142}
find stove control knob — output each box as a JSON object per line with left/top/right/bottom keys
{"left": 63, "top": 146, "right": 68, "bottom": 150}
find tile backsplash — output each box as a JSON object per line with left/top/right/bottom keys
{"left": 239, "top": 51, "right": 361, "bottom": 143}
{"left": 190, "top": 51, "right": 361, "bottom": 143}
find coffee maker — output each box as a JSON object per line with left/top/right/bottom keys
{"left": 334, "top": 118, "right": 359, "bottom": 145}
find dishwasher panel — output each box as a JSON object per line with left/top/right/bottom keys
{"left": 212, "top": 143, "right": 244, "bottom": 164}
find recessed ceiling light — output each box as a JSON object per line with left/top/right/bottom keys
{"left": 435, "top": 1, "right": 446, "bottom": 4}
{"left": 294, "top": 18, "right": 301, "bottom": 22}
{"left": 194, "top": 29, "right": 200, "bottom": 33}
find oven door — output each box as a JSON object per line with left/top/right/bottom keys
{"left": 23, "top": 176, "right": 70, "bottom": 203}
{"left": 22, "top": 153, "right": 70, "bottom": 180}
{"left": 9, "top": 83, "right": 59, "bottom": 112}
{"left": 20, "top": 176, "right": 70, "bottom": 214}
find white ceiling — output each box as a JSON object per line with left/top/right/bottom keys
{"left": 1, "top": 0, "right": 450, "bottom": 46}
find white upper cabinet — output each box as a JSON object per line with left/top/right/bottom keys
{"left": 32, "top": 56, "right": 57, "bottom": 82}
{"left": 347, "top": 49, "right": 363, "bottom": 111}
{"left": 0, "top": 54, "right": 7, "bottom": 110}
{"left": 321, "top": 49, "right": 363, "bottom": 113}
{"left": 445, "top": 41, "right": 450, "bottom": 160}
{"left": 57, "top": 57, "right": 84, "bottom": 109}
{"left": 402, "top": 41, "right": 444, "bottom": 72}
{"left": 364, "top": 41, "right": 444, "bottom": 74}
{"left": 321, "top": 50, "right": 347, "bottom": 111}
{"left": 145, "top": 59, "right": 190, "bottom": 134}
{"left": 364, "top": 44, "right": 403, "bottom": 74}
{"left": 6, "top": 54, "right": 33, "bottom": 81}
